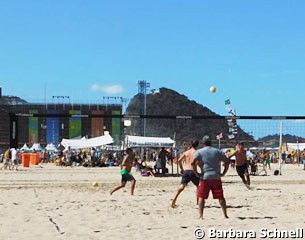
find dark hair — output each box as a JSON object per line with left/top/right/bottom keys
{"left": 191, "top": 140, "right": 199, "bottom": 148}
{"left": 126, "top": 148, "right": 133, "bottom": 154}
{"left": 202, "top": 135, "right": 211, "bottom": 146}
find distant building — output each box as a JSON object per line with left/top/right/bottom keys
{"left": 0, "top": 95, "right": 122, "bottom": 150}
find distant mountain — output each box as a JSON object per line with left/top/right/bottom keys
{"left": 0, "top": 95, "right": 27, "bottom": 105}
{"left": 125, "top": 88, "right": 254, "bottom": 147}
{"left": 257, "top": 134, "right": 305, "bottom": 148}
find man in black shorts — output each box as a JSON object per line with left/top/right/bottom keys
{"left": 229, "top": 142, "right": 252, "bottom": 189}
{"left": 171, "top": 140, "right": 199, "bottom": 208}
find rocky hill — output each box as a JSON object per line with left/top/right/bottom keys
{"left": 257, "top": 134, "right": 305, "bottom": 148}
{"left": 0, "top": 95, "right": 27, "bottom": 105}
{"left": 125, "top": 88, "right": 254, "bottom": 147}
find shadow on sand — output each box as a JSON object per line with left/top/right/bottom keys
{"left": 237, "top": 216, "right": 276, "bottom": 220}
{"left": 206, "top": 205, "right": 250, "bottom": 209}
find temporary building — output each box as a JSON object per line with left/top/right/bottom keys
{"left": 30, "top": 143, "right": 43, "bottom": 151}
{"left": 20, "top": 144, "right": 30, "bottom": 151}
{"left": 286, "top": 143, "right": 305, "bottom": 151}
{"left": 125, "top": 135, "right": 175, "bottom": 148}
{"left": 45, "top": 143, "right": 58, "bottom": 152}
{"left": 61, "top": 134, "right": 114, "bottom": 149}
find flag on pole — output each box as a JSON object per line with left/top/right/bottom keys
{"left": 225, "top": 99, "right": 231, "bottom": 105}
{"left": 216, "top": 132, "right": 223, "bottom": 140}
{"left": 228, "top": 134, "right": 235, "bottom": 139}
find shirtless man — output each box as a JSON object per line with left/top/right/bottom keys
{"left": 229, "top": 142, "right": 251, "bottom": 189}
{"left": 110, "top": 148, "right": 136, "bottom": 195}
{"left": 171, "top": 140, "right": 199, "bottom": 208}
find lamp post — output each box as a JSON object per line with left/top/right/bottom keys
{"left": 137, "top": 80, "right": 150, "bottom": 136}
{"left": 123, "top": 119, "right": 131, "bottom": 150}
{"left": 52, "top": 96, "right": 70, "bottom": 110}
{"left": 40, "top": 123, "right": 47, "bottom": 145}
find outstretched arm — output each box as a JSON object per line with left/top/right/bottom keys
{"left": 227, "top": 150, "right": 236, "bottom": 159}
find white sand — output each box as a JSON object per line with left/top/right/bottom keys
{"left": 0, "top": 163, "right": 304, "bottom": 240}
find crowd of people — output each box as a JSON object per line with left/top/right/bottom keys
{"left": 0, "top": 146, "right": 124, "bottom": 169}
{"left": 0, "top": 145, "right": 175, "bottom": 173}
{"left": 1, "top": 142, "right": 305, "bottom": 174}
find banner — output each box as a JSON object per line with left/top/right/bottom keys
{"left": 91, "top": 110, "right": 104, "bottom": 137}
{"left": 225, "top": 99, "right": 238, "bottom": 139}
{"left": 69, "top": 110, "right": 81, "bottom": 138}
{"left": 29, "top": 109, "right": 38, "bottom": 144}
{"left": 112, "top": 110, "right": 121, "bottom": 145}
{"left": 47, "top": 110, "right": 59, "bottom": 143}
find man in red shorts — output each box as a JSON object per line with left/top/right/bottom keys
{"left": 191, "top": 135, "right": 230, "bottom": 219}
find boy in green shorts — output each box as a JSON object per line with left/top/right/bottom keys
{"left": 110, "top": 148, "right": 136, "bottom": 195}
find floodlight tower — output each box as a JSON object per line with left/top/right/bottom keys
{"left": 137, "top": 80, "right": 150, "bottom": 136}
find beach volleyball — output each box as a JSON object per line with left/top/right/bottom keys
{"left": 210, "top": 86, "right": 217, "bottom": 93}
{"left": 92, "top": 182, "right": 99, "bottom": 187}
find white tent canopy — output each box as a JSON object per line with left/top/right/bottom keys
{"left": 125, "top": 135, "right": 175, "bottom": 148}
{"left": 20, "top": 143, "right": 30, "bottom": 151}
{"left": 45, "top": 143, "right": 58, "bottom": 152}
{"left": 286, "top": 143, "right": 305, "bottom": 151}
{"left": 61, "top": 134, "right": 114, "bottom": 149}
{"left": 30, "top": 143, "right": 43, "bottom": 151}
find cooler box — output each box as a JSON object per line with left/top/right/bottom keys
{"left": 21, "top": 153, "right": 31, "bottom": 167}
{"left": 30, "top": 153, "right": 40, "bottom": 165}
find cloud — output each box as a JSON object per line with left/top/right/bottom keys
{"left": 90, "top": 84, "right": 123, "bottom": 94}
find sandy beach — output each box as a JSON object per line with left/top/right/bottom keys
{"left": 0, "top": 163, "right": 304, "bottom": 240}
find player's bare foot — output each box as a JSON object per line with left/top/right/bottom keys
{"left": 171, "top": 201, "right": 178, "bottom": 208}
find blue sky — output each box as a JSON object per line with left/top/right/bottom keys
{"left": 1, "top": 0, "right": 305, "bottom": 120}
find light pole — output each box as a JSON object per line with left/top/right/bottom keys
{"left": 52, "top": 96, "right": 70, "bottom": 110}
{"left": 137, "top": 80, "right": 150, "bottom": 136}
{"left": 40, "top": 123, "right": 47, "bottom": 145}
{"left": 123, "top": 119, "right": 131, "bottom": 149}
